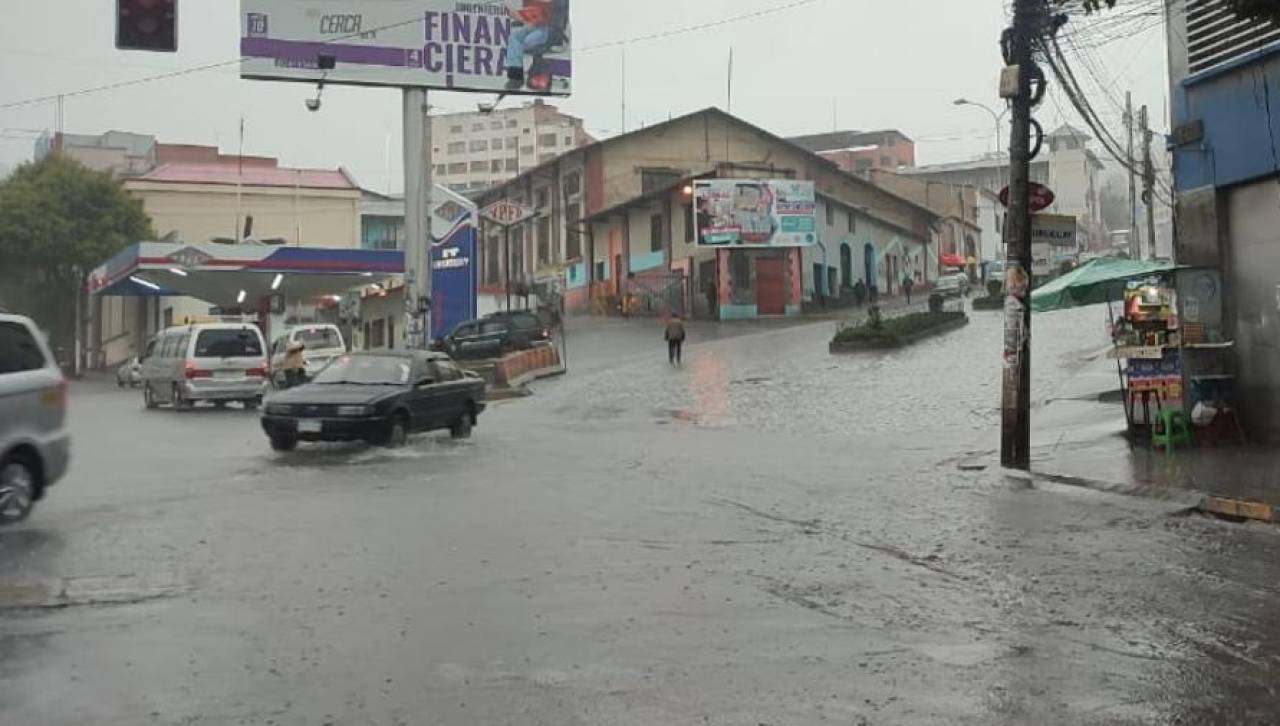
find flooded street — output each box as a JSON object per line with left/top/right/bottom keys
{"left": 3, "top": 311, "right": 1279, "bottom": 725}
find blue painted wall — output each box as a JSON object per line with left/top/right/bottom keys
{"left": 1174, "top": 48, "right": 1280, "bottom": 191}
{"left": 629, "top": 250, "right": 665, "bottom": 273}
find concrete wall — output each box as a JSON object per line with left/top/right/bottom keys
{"left": 1225, "top": 178, "right": 1280, "bottom": 441}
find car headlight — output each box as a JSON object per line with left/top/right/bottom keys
{"left": 336, "top": 405, "right": 372, "bottom": 417}
{"left": 266, "top": 404, "right": 294, "bottom": 415}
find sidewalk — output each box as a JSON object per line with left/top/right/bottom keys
{"left": 1028, "top": 355, "right": 1280, "bottom": 520}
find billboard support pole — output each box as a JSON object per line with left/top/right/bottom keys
{"left": 403, "top": 87, "right": 433, "bottom": 349}
{"left": 504, "top": 225, "right": 512, "bottom": 312}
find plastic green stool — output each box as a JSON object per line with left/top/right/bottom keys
{"left": 1151, "top": 409, "right": 1193, "bottom": 451}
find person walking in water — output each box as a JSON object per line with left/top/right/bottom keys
{"left": 664, "top": 314, "right": 687, "bottom": 365}
{"left": 902, "top": 272, "right": 915, "bottom": 305}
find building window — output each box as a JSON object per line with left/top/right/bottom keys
{"left": 370, "top": 319, "right": 385, "bottom": 348}
{"left": 505, "top": 158, "right": 519, "bottom": 171}
{"left": 450, "top": 125, "right": 463, "bottom": 134}
{"left": 447, "top": 162, "right": 467, "bottom": 174}
{"left": 537, "top": 216, "right": 551, "bottom": 263}
{"left": 469, "top": 139, "right": 488, "bottom": 152}
{"left": 563, "top": 171, "right": 581, "bottom": 198}
{"left": 847, "top": 211, "right": 856, "bottom": 233}
{"left": 650, "top": 213, "right": 664, "bottom": 253}
{"left": 470, "top": 161, "right": 487, "bottom": 172}
{"left": 435, "top": 164, "right": 448, "bottom": 175}
{"left": 520, "top": 145, "right": 535, "bottom": 156}
{"left": 536, "top": 188, "right": 549, "bottom": 208}
{"left": 825, "top": 203, "right": 834, "bottom": 226}
{"left": 447, "top": 141, "right": 466, "bottom": 154}
{"left": 523, "top": 127, "right": 531, "bottom": 134}
{"left": 684, "top": 204, "right": 694, "bottom": 242}
{"left": 506, "top": 119, "right": 518, "bottom": 128}
{"left": 471, "top": 123, "right": 485, "bottom": 132}
{"left": 641, "top": 168, "right": 683, "bottom": 193}
{"left": 564, "top": 135, "right": 573, "bottom": 146}
{"left": 492, "top": 137, "right": 504, "bottom": 149}
{"left": 491, "top": 159, "right": 504, "bottom": 173}
{"left": 538, "top": 132, "right": 557, "bottom": 147}
{"left": 506, "top": 137, "right": 519, "bottom": 149}
{"left": 486, "top": 237, "right": 500, "bottom": 283}
{"left": 566, "top": 204, "right": 581, "bottom": 259}
{"left": 490, "top": 120, "right": 503, "bottom": 130}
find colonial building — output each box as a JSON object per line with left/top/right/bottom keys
{"left": 788, "top": 129, "right": 916, "bottom": 175}
{"left": 473, "top": 108, "right": 939, "bottom": 319}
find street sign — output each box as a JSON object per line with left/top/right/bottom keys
{"left": 1031, "top": 213, "right": 1076, "bottom": 248}
{"left": 481, "top": 199, "right": 536, "bottom": 227}
{"left": 998, "top": 182, "right": 1055, "bottom": 212}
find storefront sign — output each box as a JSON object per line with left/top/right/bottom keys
{"left": 1031, "top": 243, "right": 1052, "bottom": 276}
{"left": 1031, "top": 214, "right": 1076, "bottom": 248}
{"left": 694, "top": 179, "right": 817, "bottom": 247}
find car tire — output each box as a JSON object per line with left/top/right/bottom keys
{"left": 143, "top": 383, "right": 158, "bottom": 410}
{"left": 116, "top": 378, "right": 125, "bottom": 388}
{"left": 450, "top": 407, "right": 474, "bottom": 439}
{"left": 172, "top": 384, "right": 192, "bottom": 411}
{"left": 382, "top": 415, "right": 409, "bottom": 448}
{"left": 269, "top": 435, "right": 297, "bottom": 452}
{"left": 0, "top": 456, "right": 37, "bottom": 524}
{"left": 243, "top": 398, "right": 260, "bottom": 411}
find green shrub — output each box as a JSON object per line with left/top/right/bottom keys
{"left": 832, "top": 311, "right": 966, "bottom": 345}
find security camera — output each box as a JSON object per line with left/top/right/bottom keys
{"left": 305, "top": 97, "right": 321, "bottom": 113}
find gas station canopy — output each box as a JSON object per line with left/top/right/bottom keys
{"left": 88, "top": 241, "right": 404, "bottom": 308}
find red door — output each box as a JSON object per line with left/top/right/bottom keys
{"left": 756, "top": 257, "right": 786, "bottom": 315}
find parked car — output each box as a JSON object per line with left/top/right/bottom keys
{"left": 482, "top": 310, "right": 551, "bottom": 348}
{"left": 934, "top": 273, "right": 971, "bottom": 298}
{"left": 0, "top": 313, "right": 70, "bottom": 523}
{"left": 260, "top": 351, "right": 485, "bottom": 451}
{"left": 436, "top": 318, "right": 517, "bottom": 360}
{"left": 139, "top": 323, "right": 268, "bottom": 410}
{"left": 268, "top": 324, "right": 347, "bottom": 385}
{"left": 116, "top": 356, "right": 142, "bottom": 387}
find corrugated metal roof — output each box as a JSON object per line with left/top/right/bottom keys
{"left": 135, "top": 163, "right": 357, "bottom": 190}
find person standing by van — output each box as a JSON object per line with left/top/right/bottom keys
{"left": 282, "top": 341, "right": 307, "bottom": 388}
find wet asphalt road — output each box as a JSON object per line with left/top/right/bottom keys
{"left": 4, "top": 309, "right": 1280, "bottom": 725}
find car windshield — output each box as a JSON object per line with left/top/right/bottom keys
{"left": 295, "top": 328, "right": 342, "bottom": 349}
{"left": 194, "top": 329, "right": 262, "bottom": 357}
{"left": 310, "top": 355, "right": 412, "bottom": 385}
{"left": 938, "top": 276, "right": 962, "bottom": 287}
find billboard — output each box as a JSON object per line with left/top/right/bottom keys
{"left": 693, "top": 180, "right": 817, "bottom": 247}
{"left": 430, "top": 186, "right": 479, "bottom": 339}
{"left": 240, "top": 1, "right": 571, "bottom": 96}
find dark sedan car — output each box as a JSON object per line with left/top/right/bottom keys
{"left": 260, "top": 351, "right": 485, "bottom": 451}
{"left": 436, "top": 318, "right": 516, "bottom": 360}
{"left": 483, "top": 310, "right": 551, "bottom": 348}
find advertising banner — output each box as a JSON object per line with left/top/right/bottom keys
{"left": 693, "top": 180, "right": 817, "bottom": 248}
{"left": 430, "top": 187, "right": 479, "bottom": 338}
{"left": 241, "top": 1, "right": 571, "bottom": 96}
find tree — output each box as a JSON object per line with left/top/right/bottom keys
{"left": 0, "top": 154, "right": 153, "bottom": 356}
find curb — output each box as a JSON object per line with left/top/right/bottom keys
{"left": 1026, "top": 468, "right": 1276, "bottom": 523}
{"left": 829, "top": 315, "right": 969, "bottom": 354}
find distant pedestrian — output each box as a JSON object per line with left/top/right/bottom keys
{"left": 853, "top": 279, "right": 867, "bottom": 307}
{"left": 903, "top": 274, "right": 915, "bottom": 305}
{"left": 664, "top": 314, "right": 687, "bottom": 365}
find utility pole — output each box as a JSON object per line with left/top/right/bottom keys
{"left": 1125, "top": 91, "right": 1139, "bottom": 259}
{"left": 1140, "top": 104, "right": 1157, "bottom": 260}
{"left": 1000, "top": 0, "right": 1046, "bottom": 470}
{"left": 402, "top": 89, "right": 433, "bottom": 349}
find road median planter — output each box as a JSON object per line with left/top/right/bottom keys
{"left": 829, "top": 311, "right": 969, "bottom": 353}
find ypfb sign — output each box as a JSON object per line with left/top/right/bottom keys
{"left": 430, "top": 186, "right": 479, "bottom": 338}
{"left": 240, "top": 1, "right": 572, "bottom": 96}
{"left": 481, "top": 199, "right": 536, "bottom": 227}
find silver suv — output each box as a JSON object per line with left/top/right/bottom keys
{"left": 0, "top": 313, "right": 70, "bottom": 523}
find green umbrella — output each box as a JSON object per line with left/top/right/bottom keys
{"left": 1030, "top": 257, "right": 1175, "bottom": 312}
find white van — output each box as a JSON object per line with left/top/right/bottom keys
{"left": 268, "top": 324, "right": 347, "bottom": 384}
{"left": 140, "top": 323, "right": 268, "bottom": 410}
{"left": 0, "top": 313, "right": 70, "bottom": 522}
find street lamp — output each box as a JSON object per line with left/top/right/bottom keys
{"left": 953, "top": 98, "right": 1009, "bottom": 158}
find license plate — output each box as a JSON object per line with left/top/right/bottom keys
{"left": 214, "top": 370, "right": 242, "bottom": 379}
{"left": 297, "top": 420, "right": 322, "bottom": 433}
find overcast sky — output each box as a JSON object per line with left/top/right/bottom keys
{"left": 0, "top": 0, "right": 1172, "bottom": 193}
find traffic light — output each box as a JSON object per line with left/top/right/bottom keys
{"left": 116, "top": 0, "right": 177, "bottom": 52}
